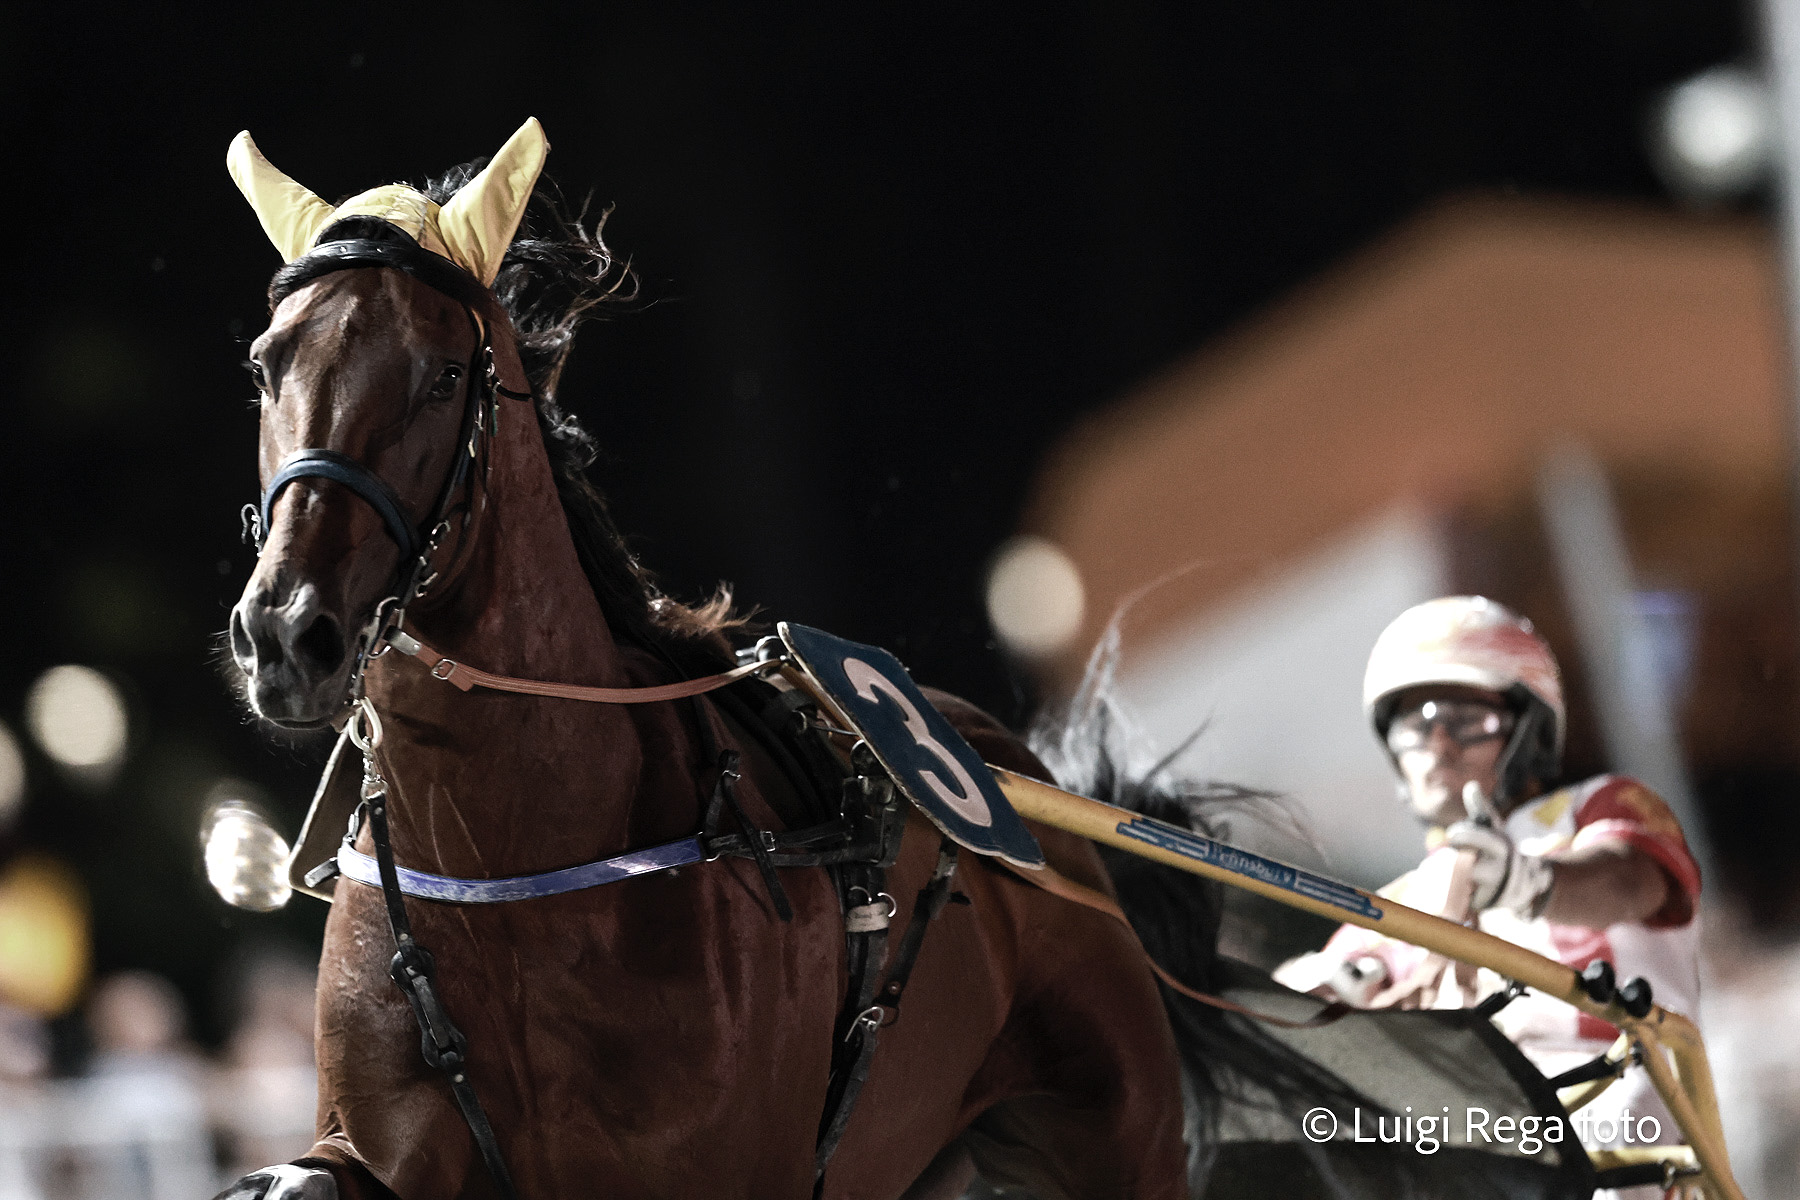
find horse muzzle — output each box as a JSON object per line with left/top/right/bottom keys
{"left": 230, "top": 578, "right": 353, "bottom": 725}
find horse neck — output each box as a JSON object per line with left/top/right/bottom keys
{"left": 362, "top": 397, "right": 671, "bottom": 873}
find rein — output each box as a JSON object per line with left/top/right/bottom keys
{"left": 383, "top": 627, "right": 773, "bottom": 702}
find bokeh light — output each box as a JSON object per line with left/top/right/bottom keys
{"left": 985, "top": 535, "right": 1086, "bottom": 658}
{"left": 201, "top": 795, "right": 292, "bottom": 913}
{"left": 0, "top": 722, "right": 25, "bottom": 831}
{"left": 0, "top": 855, "right": 90, "bottom": 1017}
{"left": 1654, "top": 65, "right": 1773, "bottom": 204}
{"left": 25, "top": 665, "right": 130, "bottom": 785}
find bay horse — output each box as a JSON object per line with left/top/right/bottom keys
{"left": 216, "top": 120, "right": 1291, "bottom": 1200}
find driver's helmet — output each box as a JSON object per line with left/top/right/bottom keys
{"left": 1363, "top": 596, "right": 1565, "bottom": 794}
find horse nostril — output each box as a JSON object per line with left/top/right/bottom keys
{"left": 293, "top": 614, "right": 345, "bottom": 674}
{"left": 230, "top": 610, "right": 255, "bottom": 665}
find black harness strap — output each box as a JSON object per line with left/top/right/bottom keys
{"left": 814, "top": 837, "right": 959, "bottom": 1187}
{"left": 691, "top": 694, "right": 794, "bottom": 923}
{"left": 362, "top": 775, "right": 517, "bottom": 1200}
{"left": 874, "top": 840, "right": 960, "bottom": 1017}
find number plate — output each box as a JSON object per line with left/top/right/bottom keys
{"left": 780, "top": 623, "right": 1045, "bottom": 869}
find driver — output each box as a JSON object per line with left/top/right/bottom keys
{"left": 1275, "top": 596, "right": 1701, "bottom": 1170}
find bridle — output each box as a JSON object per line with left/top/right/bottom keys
{"left": 243, "top": 234, "right": 533, "bottom": 695}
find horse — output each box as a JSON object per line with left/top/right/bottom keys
{"left": 215, "top": 119, "right": 1225, "bottom": 1200}
{"left": 215, "top": 119, "right": 1394, "bottom": 1200}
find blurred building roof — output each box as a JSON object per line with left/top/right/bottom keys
{"left": 1031, "top": 196, "right": 1786, "bottom": 688}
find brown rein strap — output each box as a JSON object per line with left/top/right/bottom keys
{"left": 387, "top": 630, "right": 771, "bottom": 703}
{"left": 1000, "top": 859, "right": 1350, "bottom": 1030}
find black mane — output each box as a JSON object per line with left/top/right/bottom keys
{"left": 414, "top": 159, "right": 746, "bottom": 667}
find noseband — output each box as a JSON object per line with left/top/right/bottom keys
{"left": 245, "top": 235, "right": 532, "bottom": 630}
{"left": 261, "top": 449, "right": 424, "bottom": 565}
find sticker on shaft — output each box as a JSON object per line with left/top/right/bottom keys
{"left": 1118, "top": 817, "right": 1380, "bottom": 920}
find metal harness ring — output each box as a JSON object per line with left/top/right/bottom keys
{"left": 348, "top": 698, "right": 385, "bottom": 752}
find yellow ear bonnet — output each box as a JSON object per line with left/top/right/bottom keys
{"left": 225, "top": 118, "right": 550, "bottom": 287}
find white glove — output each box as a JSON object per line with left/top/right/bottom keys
{"left": 1273, "top": 950, "right": 1389, "bottom": 1005}
{"left": 1327, "top": 954, "right": 1391, "bottom": 1006}
{"left": 1442, "top": 820, "right": 1554, "bottom": 918}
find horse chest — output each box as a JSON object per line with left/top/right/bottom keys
{"left": 313, "top": 846, "right": 845, "bottom": 1192}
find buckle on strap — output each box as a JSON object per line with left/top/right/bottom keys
{"left": 302, "top": 858, "right": 341, "bottom": 890}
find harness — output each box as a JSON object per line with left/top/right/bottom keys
{"left": 251, "top": 233, "right": 952, "bottom": 1198}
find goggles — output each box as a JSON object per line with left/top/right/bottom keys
{"left": 1385, "top": 698, "right": 1513, "bottom": 754}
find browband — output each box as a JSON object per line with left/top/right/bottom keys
{"left": 271, "top": 236, "right": 496, "bottom": 312}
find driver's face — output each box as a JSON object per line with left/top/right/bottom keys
{"left": 1387, "top": 687, "right": 1511, "bottom": 827}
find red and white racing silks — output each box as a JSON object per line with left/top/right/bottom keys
{"left": 1303, "top": 773, "right": 1701, "bottom": 1168}
{"left": 1317, "top": 774, "right": 1701, "bottom": 1045}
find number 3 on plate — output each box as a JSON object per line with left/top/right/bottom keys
{"left": 842, "top": 657, "right": 994, "bottom": 827}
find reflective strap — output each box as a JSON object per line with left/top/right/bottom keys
{"left": 337, "top": 836, "right": 705, "bottom": 904}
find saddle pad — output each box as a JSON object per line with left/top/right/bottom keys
{"left": 779, "top": 623, "right": 1044, "bottom": 869}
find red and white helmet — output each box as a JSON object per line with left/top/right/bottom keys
{"left": 1364, "top": 597, "right": 1565, "bottom": 789}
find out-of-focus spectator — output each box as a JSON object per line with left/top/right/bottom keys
{"left": 1703, "top": 914, "right": 1800, "bottom": 1200}
{"left": 213, "top": 951, "right": 316, "bottom": 1179}
{"left": 0, "top": 1004, "right": 49, "bottom": 1083}
{"left": 0, "top": 1003, "right": 52, "bottom": 1200}
{"left": 66, "top": 971, "right": 214, "bottom": 1200}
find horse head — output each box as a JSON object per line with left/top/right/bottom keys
{"left": 226, "top": 122, "right": 545, "bottom": 727}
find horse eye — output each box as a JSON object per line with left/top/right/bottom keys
{"left": 243, "top": 360, "right": 267, "bottom": 391}
{"left": 428, "top": 363, "right": 463, "bottom": 400}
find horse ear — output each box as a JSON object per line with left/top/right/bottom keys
{"left": 226, "top": 132, "right": 338, "bottom": 263}
{"left": 437, "top": 118, "right": 549, "bottom": 287}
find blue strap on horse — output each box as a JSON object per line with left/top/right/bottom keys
{"left": 335, "top": 836, "right": 708, "bottom": 902}
{"left": 261, "top": 449, "right": 423, "bottom": 565}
